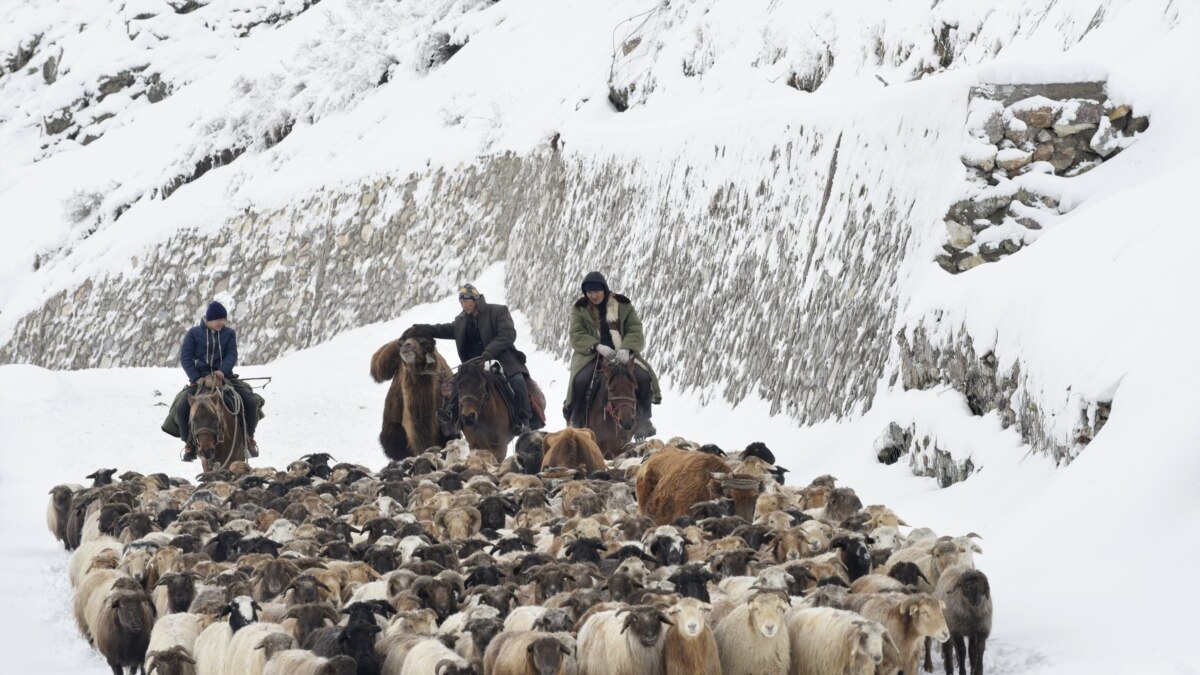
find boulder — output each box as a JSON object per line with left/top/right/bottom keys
{"left": 1010, "top": 96, "right": 1058, "bottom": 128}
{"left": 43, "top": 107, "right": 74, "bottom": 135}
{"left": 1126, "top": 116, "right": 1150, "bottom": 134}
{"left": 1089, "top": 117, "right": 1121, "bottom": 158}
{"left": 996, "top": 148, "right": 1032, "bottom": 172}
{"left": 1031, "top": 143, "right": 1054, "bottom": 162}
{"left": 1053, "top": 99, "right": 1103, "bottom": 137}
{"left": 945, "top": 220, "right": 975, "bottom": 250}
{"left": 957, "top": 255, "right": 986, "bottom": 272}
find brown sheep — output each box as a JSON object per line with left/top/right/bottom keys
{"left": 847, "top": 593, "right": 949, "bottom": 675}
{"left": 542, "top": 428, "right": 606, "bottom": 474}
{"left": 663, "top": 597, "right": 721, "bottom": 675}
{"left": 637, "top": 449, "right": 760, "bottom": 525}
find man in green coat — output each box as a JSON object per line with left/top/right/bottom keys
{"left": 565, "top": 271, "right": 661, "bottom": 437}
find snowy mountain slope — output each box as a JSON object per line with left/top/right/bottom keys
{"left": 4, "top": 2, "right": 1196, "bottom": 471}
{"left": 1, "top": 267, "right": 1197, "bottom": 673}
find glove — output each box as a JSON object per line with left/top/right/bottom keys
{"left": 480, "top": 351, "right": 494, "bottom": 361}
{"left": 596, "top": 344, "right": 617, "bottom": 360}
{"left": 616, "top": 349, "right": 632, "bottom": 364}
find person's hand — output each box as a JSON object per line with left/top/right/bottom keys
{"left": 214, "top": 371, "right": 225, "bottom": 379}
{"left": 596, "top": 344, "right": 617, "bottom": 361}
{"left": 616, "top": 349, "right": 632, "bottom": 364}
{"left": 480, "top": 351, "right": 494, "bottom": 361}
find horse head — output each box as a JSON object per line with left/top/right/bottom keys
{"left": 600, "top": 359, "right": 638, "bottom": 431}
{"left": 399, "top": 338, "right": 440, "bottom": 375}
{"left": 188, "top": 389, "right": 225, "bottom": 460}
{"left": 456, "top": 360, "right": 492, "bottom": 428}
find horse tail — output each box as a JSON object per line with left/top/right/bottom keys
{"left": 370, "top": 340, "right": 402, "bottom": 383}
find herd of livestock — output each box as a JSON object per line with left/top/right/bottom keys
{"left": 50, "top": 429, "right": 992, "bottom": 675}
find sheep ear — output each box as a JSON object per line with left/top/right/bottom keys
{"left": 527, "top": 643, "right": 536, "bottom": 653}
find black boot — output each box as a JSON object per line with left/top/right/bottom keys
{"left": 633, "top": 399, "right": 656, "bottom": 438}
{"left": 181, "top": 445, "right": 197, "bottom": 462}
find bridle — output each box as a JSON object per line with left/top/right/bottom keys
{"left": 600, "top": 361, "right": 637, "bottom": 425}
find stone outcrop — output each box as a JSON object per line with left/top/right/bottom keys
{"left": 937, "top": 82, "right": 1148, "bottom": 274}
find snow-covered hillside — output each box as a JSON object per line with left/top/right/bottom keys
{"left": 2, "top": 1, "right": 1199, "bottom": 672}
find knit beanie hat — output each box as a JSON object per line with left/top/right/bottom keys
{"left": 205, "top": 301, "right": 228, "bottom": 321}
{"left": 458, "top": 283, "right": 482, "bottom": 300}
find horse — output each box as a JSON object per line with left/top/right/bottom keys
{"left": 371, "top": 336, "right": 453, "bottom": 460}
{"left": 584, "top": 357, "right": 640, "bottom": 459}
{"left": 455, "top": 359, "right": 514, "bottom": 463}
{"left": 188, "top": 374, "right": 247, "bottom": 471}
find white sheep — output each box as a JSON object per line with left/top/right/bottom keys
{"left": 484, "top": 630, "right": 575, "bottom": 675}
{"left": 503, "top": 606, "right": 549, "bottom": 633}
{"left": 69, "top": 536, "right": 122, "bottom": 587}
{"left": 147, "top": 612, "right": 207, "bottom": 658}
{"left": 785, "top": 607, "right": 890, "bottom": 675}
{"left": 713, "top": 591, "right": 791, "bottom": 675}
{"left": 194, "top": 597, "right": 260, "bottom": 675}
{"left": 223, "top": 622, "right": 294, "bottom": 675}
{"left": 263, "top": 650, "right": 357, "bottom": 675}
{"left": 399, "top": 637, "right": 475, "bottom": 675}
{"left": 577, "top": 606, "right": 671, "bottom": 675}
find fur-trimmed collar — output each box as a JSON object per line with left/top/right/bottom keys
{"left": 574, "top": 293, "right": 630, "bottom": 308}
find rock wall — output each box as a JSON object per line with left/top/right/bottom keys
{"left": 0, "top": 102, "right": 961, "bottom": 426}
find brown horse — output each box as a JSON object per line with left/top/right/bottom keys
{"left": 455, "top": 360, "right": 514, "bottom": 463}
{"left": 188, "top": 374, "right": 247, "bottom": 471}
{"left": 371, "top": 336, "right": 452, "bottom": 460}
{"left": 585, "top": 358, "right": 640, "bottom": 459}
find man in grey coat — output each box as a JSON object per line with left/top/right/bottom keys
{"left": 404, "top": 284, "right": 533, "bottom": 435}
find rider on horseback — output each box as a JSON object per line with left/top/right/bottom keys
{"left": 404, "top": 284, "right": 535, "bottom": 437}
{"left": 175, "top": 302, "right": 259, "bottom": 462}
{"left": 565, "top": 271, "right": 660, "bottom": 438}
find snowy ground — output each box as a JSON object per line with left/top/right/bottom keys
{"left": 1, "top": 266, "right": 1196, "bottom": 674}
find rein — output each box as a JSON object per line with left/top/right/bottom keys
{"left": 190, "top": 383, "right": 245, "bottom": 461}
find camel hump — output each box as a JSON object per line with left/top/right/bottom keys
{"left": 370, "top": 340, "right": 402, "bottom": 382}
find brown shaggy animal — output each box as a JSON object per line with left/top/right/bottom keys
{"left": 637, "top": 449, "right": 759, "bottom": 525}
{"left": 542, "top": 428, "right": 606, "bottom": 474}
{"left": 370, "top": 337, "right": 452, "bottom": 460}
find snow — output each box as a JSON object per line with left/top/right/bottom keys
{"left": 2, "top": 0, "right": 1200, "bottom": 672}
{"left": 2, "top": 265, "right": 1199, "bottom": 673}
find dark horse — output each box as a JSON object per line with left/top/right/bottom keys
{"left": 455, "top": 360, "right": 513, "bottom": 463}
{"left": 188, "top": 374, "right": 247, "bottom": 471}
{"left": 371, "top": 336, "right": 453, "bottom": 460}
{"left": 585, "top": 358, "right": 640, "bottom": 459}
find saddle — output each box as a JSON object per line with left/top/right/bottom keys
{"left": 484, "top": 363, "right": 547, "bottom": 430}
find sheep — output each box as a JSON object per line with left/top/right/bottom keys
{"left": 576, "top": 606, "right": 671, "bottom": 675}
{"left": 399, "top": 637, "right": 477, "bottom": 675}
{"left": 483, "top": 631, "right": 574, "bottom": 675}
{"left": 154, "top": 572, "right": 198, "bottom": 617}
{"left": 935, "top": 565, "right": 992, "bottom": 675}
{"left": 263, "top": 651, "right": 357, "bottom": 675}
{"left": 146, "top": 645, "right": 198, "bottom": 675}
{"left": 76, "top": 568, "right": 135, "bottom": 641}
{"left": 662, "top": 598, "right": 719, "bottom": 675}
{"left": 542, "top": 428, "right": 607, "bottom": 473}
{"left": 784, "top": 607, "right": 891, "bottom": 675}
{"left": 713, "top": 591, "right": 790, "bottom": 675}
{"left": 48, "top": 484, "right": 79, "bottom": 547}
{"left": 70, "top": 536, "right": 123, "bottom": 587}
{"left": 304, "top": 618, "right": 383, "bottom": 674}
{"left": 850, "top": 593, "right": 949, "bottom": 675}
{"left": 194, "top": 597, "right": 261, "bottom": 675}
{"left": 828, "top": 533, "right": 873, "bottom": 581}
{"left": 147, "top": 612, "right": 206, "bottom": 660}
{"left": 90, "top": 587, "right": 156, "bottom": 675}
{"left": 435, "top": 506, "right": 483, "bottom": 541}
{"left": 224, "top": 622, "right": 295, "bottom": 675}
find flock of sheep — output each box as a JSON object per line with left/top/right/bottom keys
{"left": 50, "top": 429, "right": 992, "bottom": 675}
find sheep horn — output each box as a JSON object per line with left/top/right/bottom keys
{"left": 965, "top": 532, "right": 983, "bottom": 539}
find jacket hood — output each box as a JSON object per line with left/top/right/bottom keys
{"left": 580, "top": 271, "right": 609, "bottom": 294}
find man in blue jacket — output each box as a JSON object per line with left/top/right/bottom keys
{"left": 175, "top": 301, "right": 259, "bottom": 461}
